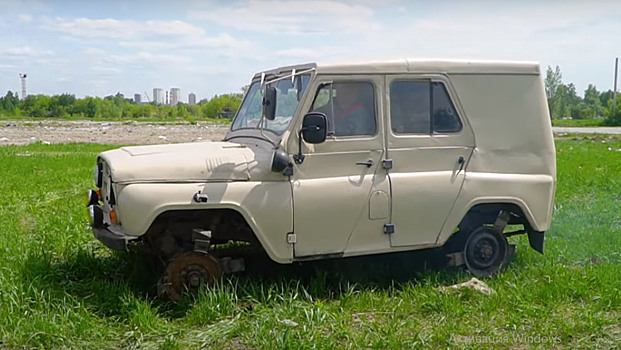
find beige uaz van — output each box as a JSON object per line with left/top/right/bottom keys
{"left": 87, "top": 59, "right": 556, "bottom": 300}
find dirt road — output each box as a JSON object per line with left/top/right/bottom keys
{"left": 1, "top": 121, "right": 620, "bottom": 146}
{"left": 552, "top": 127, "right": 621, "bottom": 135}
{"left": 0, "top": 120, "right": 230, "bottom": 145}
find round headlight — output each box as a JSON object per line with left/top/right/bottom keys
{"left": 94, "top": 163, "right": 103, "bottom": 188}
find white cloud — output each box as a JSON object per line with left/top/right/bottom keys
{"left": 102, "top": 51, "right": 192, "bottom": 66}
{"left": 274, "top": 46, "right": 351, "bottom": 62}
{"left": 191, "top": 0, "right": 381, "bottom": 35}
{"left": 276, "top": 48, "right": 317, "bottom": 59}
{"left": 43, "top": 17, "right": 255, "bottom": 57}
{"left": 90, "top": 66, "right": 122, "bottom": 74}
{"left": 0, "top": 64, "right": 18, "bottom": 71}
{"left": 44, "top": 17, "right": 204, "bottom": 39}
{"left": 33, "top": 57, "right": 67, "bottom": 66}
{"left": 118, "top": 32, "right": 252, "bottom": 51}
{"left": 1, "top": 46, "right": 54, "bottom": 57}
{"left": 328, "top": 1, "right": 621, "bottom": 92}
{"left": 18, "top": 14, "right": 32, "bottom": 23}
{"left": 82, "top": 48, "right": 107, "bottom": 55}
{"left": 1, "top": 0, "right": 618, "bottom": 99}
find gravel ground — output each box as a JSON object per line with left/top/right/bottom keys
{"left": 551, "top": 126, "right": 621, "bottom": 135}
{"left": 1, "top": 121, "right": 620, "bottom": 146}
{"left": 0, "top": 120, "right": 230, "bottom": 145}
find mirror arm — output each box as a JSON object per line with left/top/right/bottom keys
{"left": 293, "top": 128, "right": 306, "bottom": 164}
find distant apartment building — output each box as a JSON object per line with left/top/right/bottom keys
{"left": 153, "top": 88, "right": 164, "bottom": 105}
{"left": 188, "top": 93, "right": 196, "bottom": 105}
{"left": 134, "top": 93, "right": 141, "bottom": 104}
{"left": 170, "top": 88, "right": 181, "bottom": 106}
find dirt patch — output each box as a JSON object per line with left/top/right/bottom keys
{"left": 0, "top": 120, "right": 230, "bottom": 145}
{"left": 18, "top": 216, "right": 37, "bottom": 233}
{"left": 3, "top": 121, "right": 620, "bottom": 146}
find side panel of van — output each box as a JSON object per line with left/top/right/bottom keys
{"left": 436, "top": 73, "right": 556, "bottom": 245}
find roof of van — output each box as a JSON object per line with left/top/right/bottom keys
{"left": 255, "top": 59, "right": 540, "bottom": 78}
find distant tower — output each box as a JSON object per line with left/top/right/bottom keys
{"left": 134, "top": 93, "right": 141, "bottom": 104}
{"left": 166, "top": 90, "right": 169, "bottom": 105}
{"left": 19, "top": 73, "right": 27, "bottom": 100}
{"left": 153, "top": 88, "right": 163, "bottom": 104}
{"left": 170, "top": 88, "right": 181, "bottom": 106}
{"left": 188, "top": 93, "right": 196, "bottom": 105}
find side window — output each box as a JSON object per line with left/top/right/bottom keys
{"left": 390, "top": 81, "right": 430, "bottom": 134}
{"left": 390, "top": 80, "right": 462, "bottom": 134}
{"left": 311, "top": 82, "right": 376, "bottom": 137}
{"left": 432, "top": 82, "right": 462, "bottom": 133}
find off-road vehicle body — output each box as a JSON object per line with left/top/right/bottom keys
{"left": 87, "top": 59, "right": 556, "bottom": 299}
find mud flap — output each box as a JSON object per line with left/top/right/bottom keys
{"left": 527, "top": 230, "right": 545, "bottom": 254}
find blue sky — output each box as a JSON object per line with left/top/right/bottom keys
{"left": 0, "top": 0, "right": 619, "bottom": 102}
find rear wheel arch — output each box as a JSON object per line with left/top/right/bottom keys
{"left": 442, "top": 202, "right": 530, "bottom": 253}
{"left": 458, "top": 202, "right": 529, "bottom": 232}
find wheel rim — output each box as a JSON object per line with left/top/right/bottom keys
{"left": 160, "top": 253, "right": 221, "bottom": 302}
{"left": 464, "top": 227, "right": 508, "bottom": 277}
{"left": 470, "top": 236, "right": 500, "bottom": 269}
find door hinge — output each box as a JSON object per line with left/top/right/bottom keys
{"left": 384, "top": 223, "right": 395, "bottom": 234}
{"left": 287, "top": 233, "right": 297, "bottom": 244}
{"left": 382, "top": 159, "right": 393, "bottom": 170}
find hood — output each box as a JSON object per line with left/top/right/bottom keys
{"left": 99, "top": 141, "right": 260, "bottom": 183}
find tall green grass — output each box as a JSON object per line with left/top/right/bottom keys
{"left": 551, "top": 119, "right": 606, "bottom": 127}
{"left": 0, "top": 137, "right": 619, "bottom": 349}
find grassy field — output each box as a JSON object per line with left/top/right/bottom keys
{"left": 551, "top": 119, "right": 606, "bottom": 127}
{"left": 0, "top": 136, "right": 620, "bottom": 349}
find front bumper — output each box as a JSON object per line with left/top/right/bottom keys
{"left": 88, "top": 203, "right": 137, "bottom": 250}
{"left": 93, "top": 226, "right": 137, "bottom": 251}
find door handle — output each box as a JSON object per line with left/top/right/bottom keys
{"left": 356, "top": 159, "right": 374, "bottom": 168}
{"left": 457, "top": 156, "right": 465, "bottom": 172}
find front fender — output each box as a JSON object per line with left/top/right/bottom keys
{"left": 115, "top": 181, "right": 293, "bottom": 263}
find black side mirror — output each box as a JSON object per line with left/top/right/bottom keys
{"left": 294, "top": 112, "right": 327, "bottom": 164}
{"left": 301, "top": 112, "right": 327, "bottom": 144}
{"left": 271, "top": 149, "right": 289, "bottom": 172}
{"left": 262, "top": 86, "right": 277, "bottom": 121}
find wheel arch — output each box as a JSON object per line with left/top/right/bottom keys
{"left": 437, "top": 197, "right": 537, "bottom": 247}
{"left": 115, "top": 181, "right": 294, "bottom": 264}
{"left": 141, "top": 205, "right": 292, "bottom": 264}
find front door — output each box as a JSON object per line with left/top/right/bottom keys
{"left": 290, "top": 77, "right": 389, "bottom": 258}
{"left": 385, "top": 75, "right": 475, "bottom": 247}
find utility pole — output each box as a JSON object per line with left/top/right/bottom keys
{"left": 613, "top": 57, "right": 618, "bottom": 117}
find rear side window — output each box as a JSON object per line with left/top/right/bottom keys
{"left": 390, "top": 81, "right": 462, "bottom": 134}
{"left": 390, "top": 81, "right": 430, "bottom": 134}
{"left": 432, "top": 82, "right": 462, "bottom": 133}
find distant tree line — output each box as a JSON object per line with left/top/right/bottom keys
{"left": 1, "top": 72, "right": 619, "bottom": 125}
{"left": 0, "top": 90, "right": 243, "bottom": 120}
{"left": 545, "top": 65, "right": 619, "bottom": 125}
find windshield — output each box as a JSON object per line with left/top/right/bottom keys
{"left": 231, "top": 74, "right": 310, "bottom": 135}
